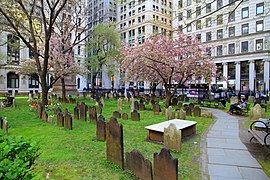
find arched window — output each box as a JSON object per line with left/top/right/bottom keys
{"left": 7, "top": 72, "right": 19, "bottom": 88}
{"left": 7, "top": 34, "right": 20, "bottom": 63}
{"left": 29, "top": 74, "right": 39, "bottom": 88}
{"left": 77, "top": 78, "right": 80, "bottom": 89}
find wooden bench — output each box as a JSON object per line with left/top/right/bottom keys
{"left": 248, "top": 120, "right": 270, "bottom": 149}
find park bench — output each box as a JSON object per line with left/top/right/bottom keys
{"left": 234, "top": 103, "right": 250, "bottom": 116}
{"left": 248, "top": 120, "right": 270, "bottom": 149}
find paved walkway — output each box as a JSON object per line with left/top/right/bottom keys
{"left": 202, "top": 108, "right": 269, "bottom": 180}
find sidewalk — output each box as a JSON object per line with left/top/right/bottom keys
{"left": 202, "top": 108, "right": 269, "bottom": 180}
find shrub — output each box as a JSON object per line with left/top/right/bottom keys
{"left": 0, "top": 134, "right": 40, "bottom": 179}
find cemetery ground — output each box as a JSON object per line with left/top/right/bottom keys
{"left": 0, "top": 96, "right": 214, "bottom": 179}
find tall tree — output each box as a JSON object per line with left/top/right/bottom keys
{"left": 86, "top": 22, "right": 120, "bottom": 96}
{"left": 120, "top": 32, "right": 216, "bottom": 107}
{"left": 0, "top": 0, "right": 87, "bottom": 105}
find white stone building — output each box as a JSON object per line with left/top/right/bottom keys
{"left": 172, "top": 0, "right": 270, "bottom": 93}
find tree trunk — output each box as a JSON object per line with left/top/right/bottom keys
{"left": 165, "top": 89, "right": 172, "bottom": 107}
{"left": 41, "top": 77, "right": 48, "bottom": 105}
{"left": 61, "top": 77, "right": 67, "bottom": 102}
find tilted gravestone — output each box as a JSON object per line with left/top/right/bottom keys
{"left": 74, "top": 105, "right": 79, "bottom": 120}
{"left": 139, "top": 103, "right": 145, "bottom": 111}
{"left": 184, "top": 106, "right": 192, "bottom": 116}
{"left": 250, "top": 104, "right": 265, "bottom": 121}
{"left": 3, "top": 117, "right": 8, "bottom": 135}
{"left": 122, "top": 113, "right": 128, "bottom": 120}
{"left": 97, "top": 119, "right": 106, "bottom": 141}
{"left": 131, "top": 110, "right": 140, "bottom": 121}
{"left": 36, "top": 103, "right": 43, "bottom": 119}
{"left": 89, "top": 106, "right": 97, "bottom": 123}
{"left": 165, "top": 106, "right": 175, "bottom": 121}
{"left": 64, "top": 113, "right": 73, "bottom": 130}
{"left": 154, "top": 148, "right": 178, "bottom": 180}
{"left": 193, "top": 106, "right": 201, "bottom": 117}
{"left": 164, "top": 123, "right": 182, "bottom": 152}
{"left": 98, "top": 115, "right": 105, "bottom": 121}
{"left": 113, "top": 111, "right": 121, "bottom": 118}
{"left": 118, "top": 98, "right": 122, "bottom": 111}
{"left": 0, "top": 116, "right": 3, "bottom": 129}
{"left": 134, "top": 101, "right": 139, "bottom": 111}
{"left": 126, "top": 150, "right": 153, "bottom": 180}
{"left": 80, "top": 102, "right": 88, "bottom": 121}
{"left": 42, "top": 111, "right": 48, "bottom": 122}
{"left": 106, "top": 117, "right": 124, "bottom": 169}
{"left": 57, "top": 112, "right": 65, "bottom": 127}
{"left": 153, "top": 104, "right": 161, "bottom": 115}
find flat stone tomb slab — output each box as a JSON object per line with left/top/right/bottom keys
{"left": 145, "top": 119, "right": 197, "bottom": 142}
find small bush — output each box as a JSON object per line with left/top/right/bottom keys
{"left": 0, "top": 134, "right": 40, "bottom": 179}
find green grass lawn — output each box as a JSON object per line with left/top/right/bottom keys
{"left": 0, "top": 97, "right": 214, "bottom": 179}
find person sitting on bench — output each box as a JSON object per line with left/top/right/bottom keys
{"left": 227, "top": 98, "right": 247, "bottom": 115}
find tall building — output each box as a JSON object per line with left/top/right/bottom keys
{"left": 117, "top": 0, "right": 173, "bottom": 89}
{"left": 172, "top": 0, "right": 270, "bottom": 93}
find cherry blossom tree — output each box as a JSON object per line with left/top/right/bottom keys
{"left": 119, "top": 32, "right": 216, "bottom": 107}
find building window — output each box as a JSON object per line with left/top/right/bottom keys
{"left": 196, "top": 6, "right": 201, "bottom": 16}
{"left": 206, "top": 32, "right": 211, "bottom": 41}
{"left": 77, "top": 78, "right": 80, "bottom": 89}
{"left": 78, "top": 45, "right": 81, "bottom": 55}
{"left": 206, "top": 17, "right": 211, "bottom": 27}
{"left": 187, "top": 23, "right": 192, "bottom": 32}
{"left": 242, "top": 24, "right": 249, "bottom": 35}
{"left": 241, "top": 41, "right": 248, "bottom": 53}
{"left": 217, "top": 29, "right": 223, "bottom": 39}
{"left": 217, "top": 0, "right": 223, "bottom": 9}
{"left": 187, "top": 9, "right": 191, "bottom": 19}
{"left": 206, "top": 3, "right": 211, "bottom": 13}
{"left": 256, "top": 39, "right": 263, "bottom": 51}
{"left": 196, "top": 34, "right": 201, "bottom": 42}
{"left": 178, "top": 25, "right": 183, "bottom": 32}
{"left": 7, "top": 34, "right": 20, "bottom": 63}
{"left": 187, "top": 0, "right": 191, "bottom": 6}
{"left": 228, "top": 11, "right": 235, "bottom": 22}
{"left": 196, "top": 20, "right": 201, "bottom": 30}
{"left": 217, "top": 14, "right": 223, "bottom": 25}
{"left": 178, "top": 12, "right": 183, "bottom": 21}
{"left": 228, "top": 62, "right": 235, "bottom": 79}
{"left": 178, "top": 0, "right": 183, "bottom": 8}
{"left": 28, "top": 74, "right": 39, "bottom": 88}
{"left": 7, "top": 72, "right": 19, "bottom": 88}
{"left": 256, "top": 20, "right": 263, "bottom": 32}
{"left": 216, "top": 45, "right": 223, "bottom": 56}
{"left": 228, "top": 43, "right": 235, "bottom": 54}
{"left": 256, "top": 2, "right": 264, "bottom": 15}
{"left": 229, "top": 0, "right": 236, "bottom": 5}
{"left": 229, "top": 26, "right": 235, "bottom": 37}
{"left": 242, "top": 7, "right": 249, "bottom": 19}
{"left": 206, "top": 47, "right": 211, "bottom": 57}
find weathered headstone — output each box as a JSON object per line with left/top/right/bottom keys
{"left": 189, "top": 103, "right": 195, "bottom": 112}
{"left": 193, "top": 106, "right": 201, "bottom": 117}
{"left": 89, "top": 106, "right": 97, "bottom": 123}
{"left": 55, "top": 107, "right": 62, "bottom": 115}
{"left": 74, "top": 106, "right": 79, "bottom": 119}
{"left": 126, "top": 150, "right": 153, "bottom": 180}
{"left": 164, "top": 123, "right": 181, "bottom": 152}
{"left": 3, "top": 117, "right": 8, "bottom": 135}
{"left": 101, "top": 97, "right": 105, "bottom": 107}
{"left": 248, "top": 96, "right": 255, "bottom": 103}
{"left": 184, "top": 106, "right": 192, "bottom": 116}
{"left": 267, "top": 101, "right": 270, "bottom": 109}
{"left": 131, "top": 98, "right": 135, "bottom": 112}
{"left": 139, "top": 103, "right": 145, "bottom": 111}
{"left": 48, "top": 115, "right": 54, "bottom": 123}
{"left": 80, "top": 102, "right": 88, "bottom": 121}
{"left": 42, "top": 111, "right": 48, "bottom": 121}
{"left": 250, "top": 104, "right": 265, "bottom": 121}
{"left": 165, "top": 106, "right": 175, "bottom": 121}
{"left": 154, "top": 148, "right": 178, "bottom": 180}
{"left": 36, "top": 103, "right": 43, "bottom": 119}
{"left": 118, "top": 98, "right": 122, "bottom": 111}
{"left": 98, "top": 115, "right": 105, "bottom": 121}
{"left": 162, "top": 107, "right": 166, "bottom": 115}
{"left": 64, "top": 113, "right": 72, "bottom": 130}
{"left": 97, "top": 103, "right": 103, "bottom": 114}
{"left": 57, "top": 112, "right": 65, "bottom": 127}
{"left": 106, "top": 117, "right": 124, "bottom": 169}
{"left": 131, "top": 110, "right": 140, "bottom": 121}
{"left": 178, "top": 109, "right": 186, "bottom": 120}
{"left": 230, "top": 96, "right": 239, "bottom": 105}
{"left": 113, "top": 111, "right": 121, "bottom": 118}
{"left": 134, "top": 101, "right": 139, "bottom": 111}
{"left": 97, "top": 119, "right": 106, "bottom": 141}
{"left": 201, "top": 109, "right": 213, "bottom": 118}
{"left": 124, "top": 97, "right": 129, "bottom": 106}
{"left": 122, "top": 113, "right": 128, "bottom": 120}
{"left": 177, "top": 102, "right": 182, "bottom": 110}
{"left": 153, "top": 104, "right": 161, "bottom": 115}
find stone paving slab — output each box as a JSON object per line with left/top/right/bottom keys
{"left": 207, "top": 137, "right": 247, "bottom": 150}
{"left": 207, "top": 148, "right": 261, "bottom": 168}
{"left": 238, "top": 166, "right": 270, "bottom": 180}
